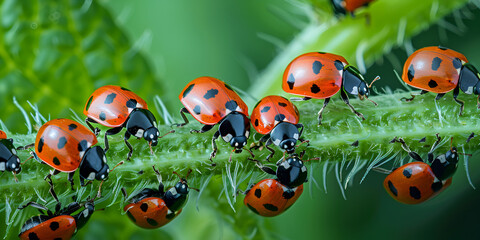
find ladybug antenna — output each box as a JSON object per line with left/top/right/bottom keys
{"left": 12, "top": 172, "right": 18, "bottom": 183}
{"left": 96, "top": 180, "right": 104, "bottom": 200}
{"left": 368, "top": 76, "right": 381, "bottom": 88}
{"left": 365, "top": 96, "right": 378, "bottom": 106}
{"left": 46, "top": 175, "right": 59, "bottom": 203}
{"left": 228, "top": 149, "right": 234, "bottom": 163}
{"left": 148, "top": 141, "right": 154, "bottom": 155}
{"left": 21, "top": 155, "right": 34, "bottom": 165}
{"left": 152, "top": 165, "right": 162, "bottom": 184}
{"left": 189, "top": 186, "right": 200, "bottom": 192}
{"left": 304, "top": 157, "right": 321, "bottom": 162}
{"left": 109, "top": 161, "right": 124, "bottom": 173}
{"left": 243, "top": 147, "right": 255, "bottom": 158}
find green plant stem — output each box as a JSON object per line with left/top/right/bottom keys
{"left": 250, "top": 0, "right": 471, "bottom": 98}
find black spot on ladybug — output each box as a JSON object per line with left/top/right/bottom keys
{"left": 407, "top": 64, "right": 415, "bottom": 82}
{"left": 85, "top": 96, "right": 93, "bottom": 111}
{"left": 147, "top": 218, "right": 158, "bottom": 226}
{"left": 334, "top": 60, "right": 344, "bottom": 71}
{"left": 225, "top": 100, "right": 238, "bottom": 111}
{"left": 50, "top": 221, "right": 60, "bottom": 231}
{"left": 224, "top": 83, "right": 234, "bottom": 91}
{"left": 428, "top": 80, "right": 438, "bottom": 88}
{"left": 312, "top": 60, "right": 323, "bottom": 74}
{"left": 204, "top": 89, "right": 219, "bottom": 100}
{"left": 247, "top": 204, "right": 259, "bottom": 215}
{"left": 409, "top": 186, "right": 421, "bottom": 199}
{"left": 260, "top": 106, "right": 270, "bottom": 113}
{"left": 282, "top": 190, "right": 295, "bottom": 199}
{"left": 311, "top": 84, "right": 321, "bottom": 94}
{"left": 431, "top": 57, "right": 442, "bottom": 71}
{"left": 121, "top": 87, "right": 132, "bottom": 91}
{"left": 140, "top": 203, "right": 148, "bottom": 212}
{"left": 78, "top": 140, "right": 88, "bottom": 152}
{"left": 126, "top": 211, "right": 136, "bottom": 222}
{"left": 431, "top": 181, "right": 443, "bottom": 192}
{"left": 104, "top": 93, "right": 117, "bottom": 104}
{"left": 53, "top": 157, "right": 60, "bottom": 166}
{"left": 57, "top": 137, "right": 67, "bottom": 149}
{"left": 387, "top": 180, "right": 397, "bottom": 196}
{"left": 453, "top": 57, "right": 462, "bottom": 69}
{"left": 182, "top": 84, "right": 195, "bottom": 98}
{"left": 263, "top": 203, "right": 279, "bottom": 211}
{"left": 287, "top": 74, "right": 295, "bottom": 90}
{"left": 166, "top": 212, "right": 176, "bottom": 219}
{"left": 254, "top": 119, "right": 259, "bottom": 126}
{"left": 403, "top": 168, "right": 412, "bottom": 178}
{"left": 38, "top": 137, "right": 44, "bottom": 153}
{"left": 193, "top": 105, "right": 201, "bottom": 115}
{"left": 438, "top": 46, "right": 448, "bottom": 50}
{"left": 278, "top": 102, "right": 287, "bottom": 107}
{"left": 68, "top": 124, "right": 77, "bottom": 131}
{"left": 254, "top": 189, "right": 262, "bottom": 198}
{"left": 274, "top": 114, "right": 286, "bottom": 122}
{"left": 99, "top": 112, "right": 106, "bottom": 121}
{"left": 126, "top": 99, "right": 137, "bottom": 108}
{"left": 28, "top": 232, "right": 40, "bottom": 240}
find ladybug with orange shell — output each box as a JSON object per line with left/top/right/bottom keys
{"left": 84, "top": 85, "right": 174, "bottom": 161}
{"left": 331, "top": 0, "right": 376, "bottom": 17}
{"left": 18, "top": 178, "right": 97, "bottom": 240}
{"left": 122, "top": 167, "right": 197, "bottom": 229}
{"left": 376, "top": 134, "right": 469, "bottom": 204}
{"left": 174, "top": 76, "right": 253, "bottom": 163}
{"left": 283, "top": 52, "right": 380, "bottom": 125}
{"left": 401, "top": 46, "right": 480, "bottom": 116}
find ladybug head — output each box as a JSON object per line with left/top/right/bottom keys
{"left": 276, "top": 155, "right": 307, "bottom": 188}
{"left": 73, "top": 200, "right": 95, "bottom": 230}
{"left": 174, "top": 179, "right": 190, "bottom": 196}
{"left": 6, "top": 155, "right": 21, "bottom": 173}
{"left": 219, "top": 112, "right": 251, "bottom": 151}
{"left": 431, "top": 147, "right": 460, "bottom": 181}
{"left": 164, "top": 171, "right": 192, "bottom": 212}
{"left": 358, "top": 81, "right": 369, "bottom": 98}
{"left": 144, "top": 127, "right": 159, "bottom": 147}
{"left": 270, "top": 122, "right": 300, "bottom": 153}
{"left": 231, "top": 136, "right": 247, "bottom": 151}
{"left": 80, "top": 146, "right": 109, "bottom": 182}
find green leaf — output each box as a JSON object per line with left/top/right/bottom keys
{"left": 0, "top": 0, "right": 161, "bottom": 132}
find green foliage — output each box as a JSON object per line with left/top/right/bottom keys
{"left": 0, "top": 0, "right": 161, "bottom": 132}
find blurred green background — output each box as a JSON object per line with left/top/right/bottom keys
{"left": 1, "top": 0, "right": 480, "bottom": 239}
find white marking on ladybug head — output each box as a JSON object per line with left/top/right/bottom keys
{"left": 301, "top": 166, "right": 307, "bottom": 172}
{"left": 101, "top": 174, "right": 105, "bottom": 179}
{"left": 11, "top": 163, "right": 16, "bottom": 169}
{"left": 135, "top": 129, "right": 144, "bottom": 138}
{"left": 242, "top": 142, "right": 246, "bottom": 146}
{"left": 234, "top": 142, "right": 239, "bottom": 147}
{"left": 82, "top": 209, "right": 89, "bottom": 217}
{"left": 273, "top": 139, "right": 281, "bottom": 146}
{"left": 245, "top": 130, "right": 250, "bottom": 138}
{"left": 223, "top": 134, "right": 233, "bottom": 142}
{"left": 12, "top": 149, "right": 17, "bottom": 155}
{"left": 87, "top": 172, "right": 95, "bottom": 180}
{"left": 0, "top": 162, "right": 5, "bottom": 171}
{"left": 280, "top": 160, "right": 291, "bottom": 169}
{"left": 103, "top": 156, "right": 107, "bottom": 163}
{"left": 351, "top": 86, "right": 359, "bottom": 95}
{"left": 466, "top": 86, "right": 474, "bottom": 94}
{"left": 150, "top": 134, "right": 154, "bottom": 139}
{"left": 290, "top": 142, "right": 295, "bottom": 146}
{"left": 169, "top": 187, "right": 178, "bottom": 195}
{"left": 437, "top": 155, "right": 447, "bottom": 163}
{"left": 293, "top": 133, "right": 299, "bottom": 140}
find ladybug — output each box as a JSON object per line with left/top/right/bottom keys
{"left": 122, "top": 167, "right": 193, "bottom": 229}
{"left": 18, "top": 179, "right": 95, "bottom": 240}
{"left": 32, "top": 118, "right": 110, "bottom": 187}
{"left": 84, "top": 85, "right": 170, "bottom": 161}
{"left": 250, "top": 95, "right": 306, "bottom": 160}
{"left": 401, "top": 46, "right": 480, "bottom": 116}
{"left": 381, "top": 135, "right": 459, "bottom": 204}
{"left": 331, "top": 0, "right": 376, "bottom": 16}
{"left": 243, "top": 154, "right": 308, "bottom": 217}
{"left": 282, "top": 52, "right": 379, "bottom": 125}
{"left": 175, "top": 76, "right": 251, "bottom": 162}
{"left": 0, "top": 130, "right": 22, "bottom": 180}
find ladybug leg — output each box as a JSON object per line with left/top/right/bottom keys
{"left": 264, "top": 139, "right": 275, "bottom": 162}
{"left": 248, "top": 158, "right": 276, "bottom": 175}
{"left": 103, "top": 127, "right": 123, "bottom": 153}
{"left": 172, "top": 108, "right": 190, "bottom": 127}
{"left": 249, "top": 134, "right": 269, "bottom": 151}
{"left": 16, "top": 143, "right": 34, "bottom": 150}
{"left": 209, "top": 131, "right": 220, "bottom": 163}
{"left": 341, "top": 90, "right": 365, "bottom": 121}
{"left": 121, "top": 187, "right": 129, "bottom": 199}
{"left": 124, "top": 132, "right": 134, "bottom": 162}
{"left": 453, "top": 86, "right": 465, "bottom": 116}
{"left": 68, "top": 171, "right": 76, "bottom": 190}
{"left": 401, "top": 90, "right": 429, "bottom": 102}
{"left": 85, "top": 118, "right": 101, "bottom": 136}
{"left": 435, "top": 93, "right": 445, "bottom": 101}
{"left": 190, "top": 124, "right": 215, "bottom": 134}
{"left": 18, "top": 201, "right": 49, "bottom": 212}
{"left": 427, "top": 134, "right": 442, "bottom": 163}
{"left": 395, "top": 137, "right": 424, "bottom": 162}
{"left": 45, "top": 174, "right": 60, "bottom": 203}
{"left": 317, "top": 98, "right": 331, "bottom": 125}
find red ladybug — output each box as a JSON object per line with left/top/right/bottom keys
{"left": 250, "top": 95, "right": 306, "bottom": 160}
{"left": 282, "top": 52, "right": 379, "bottom": 124}
{"left": 331, "top": 0, "right": 376, "bottom": 16}
{"left": 84, "top": 85, "right": 168, "bottom": 161}
{"left": 32, "top": 118, "right": 110, "bottom": 187}
{"left": 175, "top": 77, "right": 251, "bottom": 162}
{"left": 381, "top": 135, "right": 459, "bottom": 204}
{"left": 243, "top": 155, "right": 307, "bottom": 217}
{"left": 18, "top": 179, "right": 96, "bottom": 240}
{"left": 401, "top": 46, "right": 480, "bottom": 116}
{"left": 0, "top": 130, "right": 22, "bottom": 179}
{"left": 123, "top": 168, "right": 192, "bottom": 229}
